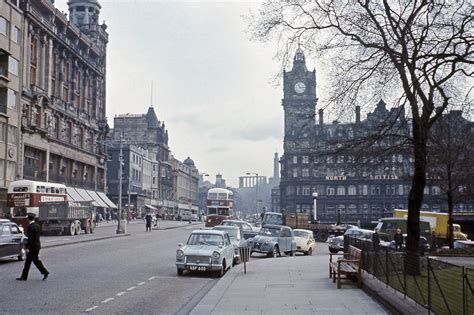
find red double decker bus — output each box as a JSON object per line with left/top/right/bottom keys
{"left": 205, "top": 188, "right": 233, "bottom": 227}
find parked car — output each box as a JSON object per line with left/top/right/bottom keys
{"left": 175, "top": 229, "right": 235, "bottom": 277}
{"left": 0, "top": 219, "right": 27, "bottom": 261}
{"left": 190, "top": 213, "right": 199, "bottom": 222}
{"left": 293, "top": 229, "right": 316, "bottom": 255}
{"left": 213, "top": 225, "right": 247, "bottom": 265}
{"left": 454, "top": 240, "right": 474, "bottom": 249}
{"left": 327, "top": 227, "right": 374, "bottom": 253}
{"left": 220, "top": 220, "right": 258, "bottom": 240}
{"left": 247, "top": 224, "right": 297, "bottom": 257}
{"left": 384, "top": 234, "right": 430, "bottom": 254}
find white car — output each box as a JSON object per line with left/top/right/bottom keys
{"left": 176, "top": 229, "right": 235, "bottom": 277}
{"left": 293, "top": 229, "right": 316, "bottom": 255}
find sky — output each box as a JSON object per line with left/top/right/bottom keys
{"left": 54, "top": 0, "right": 299, "bottom": 187}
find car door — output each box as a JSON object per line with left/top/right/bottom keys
{"left": 10, "top": 224, "right": 22, "bottom": 256}
{"left": 0, "top": 224, "right": 13, "bottom": 257}
{"left": 0, "top": 223, "right": 8, "bottom": 258}
{"left": 278, "top": 228, "right": 289, "bottom": 251}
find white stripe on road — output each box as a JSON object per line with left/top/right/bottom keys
{"left": 44, "top": 238, "right": 70, "bottom": 242}
{"left": 148, "top": 276, "right": 156, "bottom": 280}
{"left": 126, "top": 286, "right": 136, "bottom": 291}
{"left": 85, "top": 306, "right": 98, "bottom": 312}
{"left": 138, "top": 282, "right": 145, "bottom": 286}
{"left": 101, "top": 298, "right": 114, "bottom": 304}
{"left": 116, "top": 292, "right": 126, "bottom": 296}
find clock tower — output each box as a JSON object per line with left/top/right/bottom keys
{"left": 282, "top": 46, "right": 317, "bottom": 140}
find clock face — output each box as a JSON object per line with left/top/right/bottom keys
{"left": 294, "top": 81, "right": 306, "bottom": 94}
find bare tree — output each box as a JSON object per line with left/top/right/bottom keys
{"left": 248, "top": 1, "right": 473, "bottom": 273}
{"left": 427, "top": 110, "right": 474, "bottom": 248}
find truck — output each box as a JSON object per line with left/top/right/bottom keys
{"left": 262, "top": 212, "right": 346, "bottom": 242}
{"left": 393, "top": 209, "right": 468, "bottom": 241}
{"left": 38, "top": 202, "right": 96, "bottom": 236}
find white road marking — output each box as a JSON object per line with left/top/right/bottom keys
{"left": 138, "top": 282, "right": 145, "bottom": 286}
{"left": 148, "top": 276, "right": 156, "bottom": 280}
{"left": 85, "top": 306, "right": 98, "bottom": 312}
{"left": 126, "top": 286, "right": 136, "bottom": 291}
{"left": 44, "top": 238, "right": 70, "bottom": 242}
{"left": 116, "top": 292, "right": 126, "bottom": 296}
{"left": 101, "top": 298, "right": 114, "bottom": 304}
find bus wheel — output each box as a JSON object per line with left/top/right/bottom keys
{"left": 75, "top": 221, "right": 81, "bottom": 235}
{"left": 84, "top": 221, "right": 91, "bottom": 234}
{"left": 68, "top": 222, "right": 76, "bottom": 236}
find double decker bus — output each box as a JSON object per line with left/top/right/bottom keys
{"left": 205, "top": 188, "right": 233, "bottom": 227}
{"left": 7, "top": 180, "right": 68, "bottom": 227}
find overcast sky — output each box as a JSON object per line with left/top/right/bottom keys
{"left": 55, "top": 0, "right": 304, "bottom": 187}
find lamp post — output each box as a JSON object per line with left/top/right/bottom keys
{"left": 312, "top": 192, "right": 318, "bottom": 223}
{"left": 116, "top": 133, "right": 126, "bottom": 234}
{"left": 246, "top": 172, "right": 259, "bottom": 218}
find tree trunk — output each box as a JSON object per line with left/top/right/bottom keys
{"left": 406, "top": 124, "right": 427, "bottom": 276}
{"left": 447, "top": 190, "right": 454, "bottom": 249}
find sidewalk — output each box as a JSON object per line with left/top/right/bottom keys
{"left": 191, "top": 252, "right": 388, "bottom": 315}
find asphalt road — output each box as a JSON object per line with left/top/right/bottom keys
{"left": 0, "top": 222, "right": 220, "bottom": 315}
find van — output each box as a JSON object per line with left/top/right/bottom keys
{"left": 181, "top": 211, "right": 191, "bottom": 221}
{"left": 376, "top": 218, "right": 431, "bottom": 242}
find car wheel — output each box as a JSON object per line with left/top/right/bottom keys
{"left": 217, "top": 260, "right": 226, "bottom": 277}
{"left": 329, "top": 248, "right": 339, "bottom": 254}
{"left": 177, "top": 268, "right": 183, "bottom": 276}
{"left": 291, "top": 250, "right": 295, "bottom": 256}
{"left": 18, "top": 245, "right": 26, "bottom": 261}
{"left": 308, "top": 247, "right": 313, "bottom": 256}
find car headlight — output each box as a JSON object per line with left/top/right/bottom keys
{"left": 212, "top": 251, "right": 220, "bottom": 259}
{"left": 176, "top": 249, "right": 184, "bottom": 258}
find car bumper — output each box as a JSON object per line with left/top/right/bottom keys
{"left": 328, "top": 244, "right": 343, "bottom": 250}
{"left": 250, "top": 243, "right": 274, "bottom": 254}
{"left": 176, "top": 262, "right": 223, "bottom": 271}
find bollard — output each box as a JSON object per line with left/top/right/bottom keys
{"left": 239, "top": 247, "right": 251, "bottom": 273}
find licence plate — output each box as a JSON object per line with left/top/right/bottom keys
{"left": 188, "top": 266, "right": 207, "bottom": 271}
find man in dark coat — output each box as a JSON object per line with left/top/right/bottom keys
{"left": 17, "top": 213, "right": 49, "bottom": 281}
{"left": 372, "top": 228, "right": 380, "bottom": 251}
{"left": 145, "top": 212, "right": 152, "bottom": 232}
{"left": 394, "top": 228, "right": 404, "bottom": 251}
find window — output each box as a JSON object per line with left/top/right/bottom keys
{"left": 8, "top": 57, "right": 18, "bottom": 76}
{"left": 0, "top": 17, "right": 7, "bottom": 36}
{"left": 292, "top": 168, "right": 298, "bottom": 178}
{"left": 292, "top": 156, "right": 298, "bottom": 164}
{"left": 327, "top": 187, "right": 335, "bottom": 195}
{"left": 6, "top": 161, "right": 15, "bottom": 180}
{"left": 0, "top": 122, "right": 4, "bottom": 142}
{"left": 399, "top": 184, "right": 404, "bottom": 196}
{"left": 7, "top": 125, "right": 16, "bottom": 144}
{"left": 11, "top": 26, "right": 19, "bottom": 43}
{"left": 432, "top": 186, "right": 440, "bottom": 195}
{"left": 362, "top": 185, "right": 368, "bottom": 195}
{"left": 424, "top": 186, "right": 430, "bottom": 195}
{"left": 302, "top": 186, "right": 311, "bottom": 196}
{"left": 302, "top": 168, "right": 309, "bottom": 177}
{"left": 348, "top": 185, "right": 356, "bottom": 195}
{"left": 7, "top": 89, "right": 16, "bottom": 110}
{"left": 337, "top": 186, "right": 345, "bottom": 195}
{"left": 302, "top": 156, "right": 309, "bottom": 164}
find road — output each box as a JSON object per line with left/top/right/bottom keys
{"left": 0, "top": 221, "right": 220, "bottom": 315}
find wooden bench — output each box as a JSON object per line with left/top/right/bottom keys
{"left": 329, "top": 245, "right": 362, "bottom": 289}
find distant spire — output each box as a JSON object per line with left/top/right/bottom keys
{"left": 150, "top": 81, "right": 154, "bottom": 108}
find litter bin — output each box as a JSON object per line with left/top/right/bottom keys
{"left": 238, "top": 246, "right": 251, "bottom": 273}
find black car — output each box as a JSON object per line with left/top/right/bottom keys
{"left": 0, "top": 219, "right": 27, "bottom": 261}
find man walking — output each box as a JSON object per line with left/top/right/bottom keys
{"left": 17, "top": 213, "right": 49, "bottom": 281}
{"left": 394, "top": 228, "right": 404, "bottom": 251}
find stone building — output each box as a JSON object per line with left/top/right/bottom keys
{"left": 279, "top": 48, "right": 474, "bottom": 225}
{"left": 0, "top": 0, "right": 23, "bottom": 216}
{"left": 171, "top": 156, "right": 199, "bottom": 219}
{"left": 0, "top": 0, "right": 115, "bottom": 212}
{"left": 110, "top": 107, "right": 174, "bottom": 214}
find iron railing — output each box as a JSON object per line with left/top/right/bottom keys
{"left": 348, "top": 237, "right": 474, "bottom": 315}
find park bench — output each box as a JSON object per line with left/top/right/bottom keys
{"left": 329, "top": 245, "right": 363, "bottom": 289}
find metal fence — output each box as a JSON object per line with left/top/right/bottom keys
{"left": 348, "top": 237, "right": 474, "bottom": 315}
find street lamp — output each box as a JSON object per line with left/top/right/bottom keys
{"left": 312, "top": 192, "right": 318, "bottom": 223}
{"left": 246, "top": 172, "right": 259, "bottom": 217}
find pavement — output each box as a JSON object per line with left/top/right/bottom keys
{"left": 41, "top": 219, "right": 201, "bottom": 248}
{"left": 190, "top": 251, "right": 388, "bottom": 315}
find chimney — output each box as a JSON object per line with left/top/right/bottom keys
{"left": 273, "top": 152, "right": 279, "bottom": 179}
{"left": 356, "top": 106, "right": 361, "bottom": 124}
{"left": 319, "top": 109, "right": 324, "bottom": 125}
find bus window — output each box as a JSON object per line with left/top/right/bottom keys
{"left": 40, "top": 186, "right": 46, "bottom": 193}
{"left": 46, "top": 187, "right": 51, "bottom": 193}
{"left": 36, "top": 187, "right": 40, "bottom": 193}
{"left": 13, "top": 207, "right": 27, "bottom": 217}
{"left": 208, "top": 208, "right": 217, "bottom": 215}
{"left": 208, "top": 193, "right": 218, "bottom": 200}
{"left": 218, "top": 208, "right": 228, "bottom": 216}
{"left": 13, "top": 187, "right": 28, "bottom": 192}
{"left": 218, "top": 193, "right": 227, "bottom": 200}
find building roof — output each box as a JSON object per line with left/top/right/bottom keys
{"left": 145, "top": 107, "right": 160, "bottom": 128}
{"left": 183, "top": 157, "right": 195, "bottom": 167}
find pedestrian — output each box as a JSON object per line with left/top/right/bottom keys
{"left": 372, "top": 228, "right": 380, "bottom": 251}
{"left": 394, "top": 228, "right": 404, "bottom": 251}
{"left": 145, "top": 212, "right": 152, "bottom": 232}
{"left": 17, "top": 213, "right": 49, "bottom": 281}
{"left": 429, "top": 231, "right": 438, "bottom": 252}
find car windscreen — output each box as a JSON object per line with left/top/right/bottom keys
{"left": 221, "top": 221, "right": 236, "bottom": 227}
{"left": 214, "top": 228, "right": 238, "bottom": 239}
{"left": 259, "top": 227, "right": 280, "bottom": 237}
{"left": 187, "top": 233, "right": 223, "bottom": 246}
{"left": 293, "top": 231, "right": 309, "bottom": 238}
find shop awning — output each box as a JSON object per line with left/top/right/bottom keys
{"left": 67, "top": 187, "right": 86, "bottom": 202}
{"left": 75, "top": 188, "right": 99, "bottom": 207}
{"left": 86, "top": 190, "right": 109, "bottom": 208}
{"left": 97, "top": 192, "right": 117, "bottom": 209}
{"left": 145, "top": 204, "right": 158, "bottom": 211}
